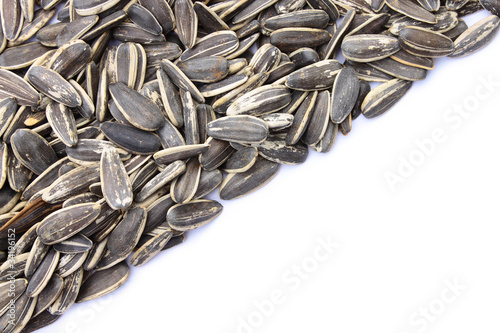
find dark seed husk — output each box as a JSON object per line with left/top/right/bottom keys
{"left": 385, "top": 0, "right": 436, "bottom": 24}
{"left": 113, "top": 23, "right": 166, "bottom": 44}
{"left": 362, "top": 78, "right": 413, "bottom": 118}
{"left": 154, "top": 144, "right": 209, "bottom": 165}
{"left": 398, "top": 27, "right": 455, "bottom": 57}
{"left": 219, "top": 157, "right": 280, "bottom": 200}
{"left": 449, "top": 15, "right": 500, "bottom": 58}
{"left": 179, "top": 30, "right": 239, "bottom": 62}
{"left": 0, "top": 69, "right": 41, "bottom": 107}
{"left": 256, "top": 135, "right": 309, "bottom": 165}
{"left": 156, "top": 68, "right": 183, "bottom": 128}
{"left": 289, "top": 47, "right": 320, "bottom": 69}
{"left": 26, "top": 248, "right": 59, "bottom": 297}
{"left": 53, "top": 234, "right": 93, "bottom": 254}
{"left": 322, "top": 8, "right": 355, "bottom": 60}
{"left": 285, "top": 60, "right": 343, "bottom": 90}
{"left": 56, "top": 15, "right": 98, "bottom": 47}
{"left": 135, "top": 160, "right": 186, "bottom": 202}
{"left": 81, "top": 10, "right": 127, "bottom": 41}
{"left": 11, "top": 129, "right": 58, "bottom": 175}
{"left": 160, "top": 59, "right": 205, "bottom": 103}
{"left": 207, "top": 115, "right": 269, "bottom": 144}
{"left": 32, "top": 274, "right": 64, "bottom": 317}
{"left": 389, "top": 49, "right": 435, "bottom": 69}
{"left": 140, "top": 0, "right": 175, "bottom": 34}
{"left": 227, "top": 85, "right": 291, "bottom": 116}
{"left": 0, "top": 42, "right": 51, "bottom": 70}
{"left": 48, "top": 39, "right": 92, "bottom": 80}
{"left": 270, "top": 27, "right": 332, "bottom": 53}
{"left": 109, "top": 82, "right": 166, "bottom": 131}
{"left": 341, "top": 34, "right": 400, "bottom": 62}
{"left": 143, "top": 43, "right": 182, "bottom": 67}
{"left": 20, "top": 311, "right": 61, "bottom": 333}
{"left": 0, "top": 253, "right": 29, "bottom": 281}
{"left": 128, "top": 4, "right": 163, "bottom": 36}
{"left": 167, "top": 199, "right": 222, "bottom": 231}
{"left": 100, "top": 122, "right": 161, "bottom": 155}
{"left": 330, "top": 66, "right": 360, "bottom": 124}
{"left": 480, "top": 0, "right": 500, "bottom": 15}
{"left": 47, "top": 267, "right": 83, "bottom": 315}
{"left": 100, "top": 146, "right": 133, "bottom": 211}
{"left": 286, "top": 91, "right": 318, "bottom": 145}
{"left": 24, "top": 236, "right": 50, "bottom": 277}
{"left": 199, "top": 137, "right": 235, "bottom": 171}
{"left": 177, "top": 56, "right": 229, "bottom": 83}
{"left": 26, "top": 65, "right": 82, "bottom": 107}
{"left": 129, "top": 224, "right": 172, "bottom": 266}
{"left": 171, "top": 158, "right": 201, "bottom": 204}
{"left": 107, "top": 206, "right": 146, "bottom": 257}
{"left": 76, "top": 261, "right": 129, "bottom": 302}
{"left": 46, "top": 102, "right": 78, "bottom": 147}
{"left": 303, "top": 90, "right": 331, "bottom": 145}
{"left": 194, "top": 2, "right": 229, "bottom": 33}
{"left": 223, "top": 146, "right": 258, "bottom": 173}
{"left": 368, "top": 57, "right": 428, "bottom": 81}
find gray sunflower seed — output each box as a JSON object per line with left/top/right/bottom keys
{"left": 156, "top": 119, "right": 186, "bottom": 149}
{"left": 385, "top": 0, "right": 436, "bottom": 24}
{"left": 129, "top": 224, "right": 172, "bottom": 266}
{"left": 123, "top": 155, "right": 151, "bottom": 175}
{"left": 131, "top": 160, "right": 157, "bottom": 192}
{"left": 175, "top": 0, "right": 198, "bottom": 48}
{"left": 181, "top": 91, "right": 199, "bottom": 145}
{"left": 76, "top": 261, "right": 129, "bottom": 302}
{"left": 179, "top": 30, "right": 239, "bottom": 62}
{"left": 0, "top": 98, "right": 16, "bottom": 138}
{"left": 24, "top": 236, "right": 50, "bottom": 278}
{"left": 446, "top": 0, "right": 470, "bottom": 10}
{"left": 289, "top": 47, "right": 320, "bottom": 68}
{"left": 107, "top": 206, "right": 146, "bottom": 257}
{"left": 26, "top": 248, "right": 59, "bottom": 297}
{"left": 21, "top": 157, "right": 69, "bottom": 201}
{"left": 194, "top": 169, "right": 223, "bottom": 199}
{"left": 227, "top": 85, "right": 291, "bottom": 117}
{"left": 69, "top": 80, "right": 95, "bottom": 119}
{"left": 19, "top": 0, "right": 35, "bottom": 22}
{"left": 480, "top": 0, "right": 500, "bottom": 15}
{"left": 222, "top": 146, "right": 258, "bottom": 173}
{"left": 0, "top": 279, "right": 27, "bottom": 316}
{"left": 47, "top": 267, "right": 82, "bottom": 315}
{"left": 0, "top": 69, "right": 41, "bottom": 107}
{"left": 199, "top": 73, "right": 249, "bottom": 98}
{"left": 156, "top": 68, "right": 183, "bottom": 128}
{"left": 177, "top": 56, "right": 229, "bottom": 83}
{"left": 276, "top": 0, "right": 306, "bottom": 13}
{"left": 65, "top": 139, "right": 130, "bottom": 166}
{"left": 398, "top": 26, "right": 455, "bottom": 57}
{"left": 256, "top": 134, "right": 309, "bottom": 165}
{"left": 249, "top": 43, "right": 281, "bottom": 74}
{"left": 264, "top": 9, "right": 329, "bottom": 31}
{"left": 306, "top": 0, "right": 339, "bottom": 23}
{"left": 260, "top": 113, "right": 294, "bottom": 130}
{"left": 82, "top": 237, "right": 108, "bottom": 271}
{"left": 285, "top": 59, "right": 343, "bottom": 91}
{"left": 36, "top": 203, "right": 101, "bottom": 245}
{"left": 62, "top": 193, "right": 99, "bottom": 208}
{"left": 199, "top": 137, "right": 235, "bottom": 171}
{"left": 109, "top": 82, "right": 166, "bottom": 131}
{"left": 113, "top": 22, "right": 166, "bottom": 44}
{"left": 348, "top": 60, "right": 395, "bottom": 81}
{"left": 139, "top": 0, "right": 175, "bottom": 33}
{"left": 0, "top": 42, "right": 51, "bottom": 70}
{"left": 12, "top": 223, "right": 39, "bottom": 256}
{"left": 53, "top": 234, "right": 92, "bottom": 254}
{"left": 417, "top": 0, "right": 440, "bottom": 11}
{"left": 362, "top": 78, "right": 413, "bottom": 118}
{"left": 56, "top": 15, "right": 98, "bottom": 47}
{"left": 128, "top": 3, "right": 162, "bottom": 36}
{"left": 443, "top": 19, "right": 468, "bottom": 40}
{"left": 341, "top": 34, "right": 400, "bottom": 62}
{"left": 171, "top": 158, "right": 201, "bottom": 203}
{"left": 72, "top": 0, "right": 121, "bottom": 16}
{"left": 134, "top": 43, "right": 147, "bottom": 91}
{"left": 100, "top": 122, "right": 161, "bottom": 156}
{"left": 0, "top": 290, "right": 37, "bottom": 333}
{"left": 270, "top": 27, "right": 332, "bottom": 52}
{"left": 389, "top": 11, "right": 459, "bottom": 36}
{"left": 368, "top": 57, "right": 428, "bottom": 81}
{"left": 26, "top": 66, "right": 82, "bottom": 107}
{"left": 46, "top": 102, "right": 78, "bottom": 147}
{"left": 32, "top": 275, "right": 63, "bottom": 317}
{"left": 48, "top": 40, "right": 91, "bottom": 80}
{"left": 1, "top": 0, "right": 23, "bottom": 41}
{"left": 93, "top": 247, "right": 126, "bottom": 271}
{"left": 81, "top": 10, "right": 127, "bottom": 41}
{"left": 389, "top": 49, "right": 435, "bottom": 69}
{"left": 449, "top": 15, "right": 500, "bottom": 58}
{"left": 311, "top": 120, "right": 338, "bottom": 153}
{"left": 330, "top": 67, "right": 359, "bottom": 124}
{"left": 219, "top": 157, "right": 279, "bottom": 200}
{"left": 144, "top": 194, "right": 174, "bottom": 233}
{"left": 167, "top": 199, "right": 222, "bottom": 231}
{"left": 0, "top": 184, "right": 21, "bottom": 215}
{"left": 101, "top": 146, "right": 133, "bottom": 211}
{"left": 160, "top": 59, "right": 205, "bottom": 103}
{"left": 303, "top": 90, "right": 331, "bottom": 145}
{"left": 115, "top": 42, "right": 138, "bottom": 89}
{"left": 55, "top": 251, "right": 88, "bottom": 278}
{"left": 22, "top": 311, "right": 60, "bottom": 332}
{"left": 143, "top": 43, "right": 182, "bottom": 67}
{"left": 322, "top": 8, "right": 355, "bottom": 59}
{"left": 153, "top": 144, "right": 209, "bottom": 165}
{"left": 352, "top": 81, "right": 371, "bottom": 120}
{"left": 207, "top": 115, "right": 269, "bottom": 144}
{"left": 135, "top": 160, "right": 186, "bottom": 202}
{"left": 194, "top": 2, "right": 229, "bottom": 33}
{"left": 0, "top": 253, "right": 29, "bottom": 281}
{"left": 286, "top": 91, "right": 318, "bottom": 145}
{"left": 218, "top": 0, "right": 253, "bottom": 21}
{"left": 11, "top": 129, "right": 58, "bottom": 175}
{"left": 35, "top": 22, "right": 66, "bottom": 47}
{"left": 213, "top": 72, "right": 269, "bottom": 114}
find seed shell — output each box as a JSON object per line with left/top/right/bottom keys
{"left": 100, "top": 146, "right": 133, "bottom": 211}
{"left": 449, "top": 15, "right": 500, "bottom": 58}
{"left": 167, "top": 199, "right": 223, "bottom": 231}
{"left": 362, "top": 78, "right": 413, "bottom": 118}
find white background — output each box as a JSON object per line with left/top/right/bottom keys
{"left": 38, "top": 9, "right": 500, "bottom": 333}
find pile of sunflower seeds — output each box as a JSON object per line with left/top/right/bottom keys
{"left": 0, "top": 0, "right": 499, "bottom": 331}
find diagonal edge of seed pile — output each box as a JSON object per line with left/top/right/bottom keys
{"left": 0, "top": 0, "right": 499, "bottom": 331}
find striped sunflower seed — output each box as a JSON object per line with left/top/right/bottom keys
{"left": 362, "top": 78, "right": 413, "bottom": 118}
{"left": 207, "top": 115, "right": 270, "bottom": 144}
{"left": 167, "top": 199, "right": 223, "bottom": 231}
{"left": 449, "top": 15, "right": 500, "bottom": 57}
{"left": 100, "top": 146, "right": 133, "bottom": 211}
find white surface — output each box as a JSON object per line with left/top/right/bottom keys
{"left": 40, "top": 11, "right": 500, "bottom": 333}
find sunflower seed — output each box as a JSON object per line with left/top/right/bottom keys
{"left": 330, "top": 66, "right": 359, "bottom": 124}
{"left": 0, "top": 42, "right": 51, "bottom": 70}
{"left": 385, "top": 0, "right": 436, "bottom": 24}
{"left": 47, "top": 267, "right": 82, "bottom": 315}
{"left": 179, "top": 30, "right": 239, "bottom": 62}
{"left": 56, "top": 15, "right": 98, "bottom": 47}
{"left": 109, "top": 82, "right": 166, "bottom": 131}
{"left": 285, "top": 60, "right": 343, "bottom": 90}
{"left": 77, "top": 261, "right": 129, "bottom": 302}
{"left": 113, "top": 22, "right": 166, "bottom": 44}
{"left": 207, "top": 115, "right": 269, "bottom": 144}
{"left": 0, "top": 279, "right": 27, "bottom": 316}
{"left": 227, "top": 85, "right": 291, "bottom": 117}
{"left": 368, "top": 57, "right": 428, "bottom": 81}
{"left": 362, "top": 78, "right": 413, "bottom": 118}
{"left": 389, "top": 49, "right": 435, "bottom": 69}
{"left": 55, "top": 251, "right": 88, "bottom": 278}
{"left": 177, "top": 56, "right": 229, "bottom": 83}
{"left": 140, "top": 0, "right": 175, "bottom": 33}
{"left": 286, "top": 91, "right": 318, "bottom": 145}
{"left": 449, "top": 15, "right": 500, "bottom": 57}
{"left": 0, "top": 290, "right": 37, "bottom": 333}
{"left": 399, "top": 26, "right": 455, "bottom": 57}
{"left": 100, "top": 122, "right": 161, "bottom": 156}
{"left": 65, "top": 139, "right": 130, "bottom": 166}
{"left": 100, "top": 146, "right": 133, "bottom": 211}
{"left": 389, "top": 11, "right": 459, "bottom": 36}
{"left": 135, "top": 160, "right": 186, "bottom": 202}
{"left": 219, "top": 157, "right": 279, "bottom": 200}
{"left": 0, "top": 69, "right": 41, "bottom": 106}
{"left": 26, "top": 66, "right": 82, "bottom": 107}
{"left": 175, "top": 0, "right": 198, "bottom": 48}
{"left": 270, "top": 27, "right": 332, "bottom": 52}
{"left": 1, "top": 0, "right": 23, "bottom": 41}
{"left": 194, "top": 2, "right": 229, "bottom": 33}
{"left": 10, "top": 129, "right": 58, "bottom": 175}
{"left": 160, "top": 59, "right": 205, "bottom": 103}
{"left": 26, "top": 248, "right": 59, "bottom": 297}
{"left": 341, "top": 34, "right": 400, "bottom": 62}
{"left": 46, "top": 102, "right": 78, "bottom": 147}
{"left": 128, "top": 3, "right": 162, "bottom": 36}
{"left": 167, "top": 199, "right": 222, "bottom": 231}
{"left": 199, "top": 137, "right": 235, "bottom": 171}
{"left": 302, "top": 90, "right": 331, "bottom": 145}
